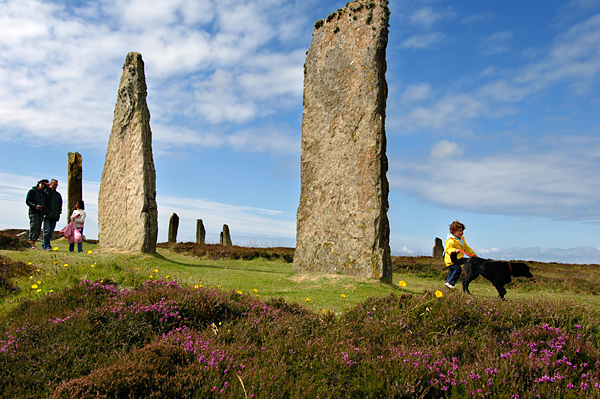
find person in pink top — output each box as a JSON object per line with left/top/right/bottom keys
{"left": 69, "top": 200, "right": 86, "bottom": 252}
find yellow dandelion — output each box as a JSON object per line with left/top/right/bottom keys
{"left": 46, "top": 273, "right": 49, "bottom": 276}
{"left": 136, "top": 267, "right": 140, "bottom": 271}
{"left": 341, "top": 294, "right": 346, "bottom": 298}
{"left": 219, "top": 322, "right": 222, "bottom": 326}
{"left": 322, "top": 309, "right": 327, "bottom": 314}
{"left": 29, "top": 276, "right": 33, "bottom": 279}
{"left": 306, "top": 298, "right": 311, "bottom": 302}
{"left": 218, "top": 285, "right": 221, "bottom": 288}
{"left": 90, "top": 264, "right": 95, "bottom": 268}
{"left": 399, "top": 280, "right": 407, "bottom": 287}
{"left": 49, "top": 290, "right": 54, "bottom": 293}
{"left": 27, "top": 262, "right": 32, "bottom": 265}
{"left": 165, "top": 276, "right": 170, "bottom": 279}
{"left": 253, "top": 289, "right": 258, "bottom": 293}
{"left": 435, "top": 290, "right": 443, "bottom": 298}
{"left": 194, "top": 284, "right": 199, "bottom": 289}
{"left": 52, "top": 247, "right": 58, "bottom": 251}
{"left": 149, "top": 275, "right": 154, "bottom": 279}
{"left": 100, "top": 280, "right": 103, "bottom": 283}
{"left": 53, "top": 261, "right": 58, "bottom": 265}
{"left": 36, "top": 269, "right": 40, "bottom": 272}
{"left": 237, "top": 291, "right": 242, "bottom": 295}
{"left": 37, "top": 281, "right": 41, "bottom": 284}
{"left": 31, "top": 284, "right": 38, "bottom": 289}
{"left": 154, "top": 269, "right": 158, "bottom": 273}
{"left": 36, "top": 289, "right": 41, "bottom": 293}
{"left": 87, "top": 250, "right": 92, "bottom": 254}
{"left": 200, "top": 284, "right": 203, "bottom": 288}
{"left": 256, "top": 295, "right": 260, "bottom": 298}
{"left": 63, "top": 264, "right": 68, "bottom": 267}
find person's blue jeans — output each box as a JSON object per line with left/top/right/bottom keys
{"left": 42, "top": 219, "right": 57, "bottom": 250}
{"left": 446, "top": 264, "right": 462, "bottom": 286}
{"left": 69, "top": 227, "right": 84, "bottom": 252}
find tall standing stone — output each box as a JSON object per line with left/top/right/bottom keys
{"left": 196, "top": 219, "right": 206, "bottom": 244}
{"left": 98, "top": 52, "right": 158, "bottom": 253}
{"left": 168, "top": 213, "right": 179, "bottom": 243}
{"left": 221, "top": 224, "right": 232, "bottom": 246}
{"left": 433, "top": 237, "right": 444, "bottom": 259}
{"left": 67, "top": 152, "right": 82, "bottom": 220}
{"left": 293, "top": 1, "right": 392, "bottom": 280}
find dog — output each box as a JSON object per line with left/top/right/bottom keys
{"left": 450, "top": 252, "right": 533, "bottom": 299}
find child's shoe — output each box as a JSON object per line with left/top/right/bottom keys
{"left": 445, "top": 282, "right": 455, "bottom": 289}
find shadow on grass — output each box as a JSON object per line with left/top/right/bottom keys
{"left": 150, "top": 252, "right": 292, "bottom": 276}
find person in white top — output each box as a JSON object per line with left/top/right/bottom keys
{"left": 69, "top": 200, "right": 86, "bottom": 252}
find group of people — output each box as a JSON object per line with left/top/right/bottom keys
{"left": 25, "top": 179, "right": 86, "bottom": 252}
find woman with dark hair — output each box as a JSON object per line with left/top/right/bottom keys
{"left": 69, "top": 200, "right": 86, "bottom": 252}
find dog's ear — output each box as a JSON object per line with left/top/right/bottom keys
{"left": 450, "top": 251, "right": 458, "bottom": 263}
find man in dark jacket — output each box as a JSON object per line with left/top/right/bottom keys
{"left": 26, "top": 179, "right": 48, "bottom": 249}
{"left": 42, "top": 179, "right": 63, "bottom": 251}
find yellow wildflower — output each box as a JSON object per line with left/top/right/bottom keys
{"left": 435, "top": 290, "right": 443, "bottom": 298}
{"left": 194, "top": 284, "right": 199, "bottom": 289}
{"left": 27, "top": 262, "right": 32, "bottom": 265}
{"left": 31, "top": 284, "right": 38, "bottom": 289}
{"left": 322, "top": 310, "right": 327, "bottom": 314}
{"left": 237, "top": 291, "right": 242, "bottom": 295}
{"left": 399, "top": 280, "right": 407, "bottom": 287}
{"left": 52, "top": 247, "right": 58, "bottom": 251}
{"left": 90, "top": 264, "right": 95, "bottom": 268}
{"left": 63, "top": 264, "right": 68, "bottom": 267}
{"left": 306, "top": 298, "right": 311, "bottom": 302}
{"left": 36, "top": 289, "right": 41, "bottom": 293}
{"left": 87, "top": 250, "right": 92, "bottom": 254}
{"left": 253, "top": 289, "right": 258, "bottom": 293}
{"left": 341, "top": 294, "right": 346, "bottom": 298}
{"left": 49, "top": 290, "right": 54, "bottom": 293}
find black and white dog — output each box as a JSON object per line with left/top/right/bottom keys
{"left": 451, "top": 252, "right": 533, "bottom": 299}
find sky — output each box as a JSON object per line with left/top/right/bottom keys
{"left": 1, "top": 0, "right": 600, "bottom": 264}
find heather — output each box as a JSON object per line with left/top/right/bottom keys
{"left": 2, "top": 242, "right": 600, "bottom": 398}
{"left": 1, "top": 276, "right": 600, "bottom": 398}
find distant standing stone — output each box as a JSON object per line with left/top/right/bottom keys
{"left": 67, "top": 152, "right": 82, "bottom": 220}
{"left": 293, "top": 1, "right": 392, "bottom": 280}
{"left": 433, "top": 237, "right": 444, "bottom": 259}
{"left": 196, "top": 219, "right": 206, "bottom": 244}
{"left": 168, "top": 213, "right": 179, "bottom": 243}
{"left": 221, "top": 224, "right": 232, "bottom": 246}
{"left": 98, "top": 52, "right": 158, "bottom": 253}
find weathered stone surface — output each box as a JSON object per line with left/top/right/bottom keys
{"left": 220, "top": 224, "right": 232, "bottom": 246}
{"left": 433, "top": 237, "right": 444, "bottom": 259}
{"left": 67, "top": 152, "right": 82, "bottom": 219}
{"left": 196, "top": 219, "right": 206, "bottom": 244}
{"left": 293, "top": 1, "right": 391, "bottom": 280}
{"left": 168, "top": 213, "right": 179, "bottom": 243}
{"left": 98, "top": 52, "right": 158, "bottom": 253}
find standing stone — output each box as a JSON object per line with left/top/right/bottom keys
{"left": 168, "top": 213, "right": 179, "bottom": 243}
{"left": 67, "top": 152, "right": 83, "bottom": 220}
{"left": 433, "top": 237, "right": 444, "bottom": 259}
{"left": 219, "top": 232, "right": 224, "bottom": 245}
{"left": 98, "top": 52, "right": 158, "bottom": 253}
{"left": 196, "top": 219, "right": 206, "bottom": 244}
{"left": 221, "top": 224, "right": 232, "bottom": 246}
{"left": 293, "top": 1, "right": 392, "bottom": 280}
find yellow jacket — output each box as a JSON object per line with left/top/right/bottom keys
{"left": 444, "top": 234, "right": 476, "bottom": 266}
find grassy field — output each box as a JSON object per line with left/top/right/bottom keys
{"left": 2, "top": 237, "right": 600, "bottom": 398}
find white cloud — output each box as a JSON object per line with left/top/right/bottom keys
{"left": 483, "top": 31, "right": 513, "bottom": 55}
{"left": 0, "top": 0, "right": 308, "bottom": 151}
{"left": 430, "top": 140, "right": 463, "bottom": 158}
{"left": 409, "top": 6, "right": 455, "bottom": 29}
{"left": 389, "top": 135, "right": 600, "bottom": 221}
{"left": 400, "top": 32, "right": 446, "bottom": 49}
{"left": 401, "top": 82, "right": 433, "bottom": 102}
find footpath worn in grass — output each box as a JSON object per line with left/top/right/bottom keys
{"left": 2, "top": 240, "right": 600, "bottom": 398}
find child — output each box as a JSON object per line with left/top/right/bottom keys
{"left": 444, "top": 220, "right": 477, "bottom": 289}
{"left": 69, "top": 200, "right": 86, "bottom": 253}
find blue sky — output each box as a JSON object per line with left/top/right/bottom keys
{"left": 1, "top": 0, "right": 600, "bottom": 264}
